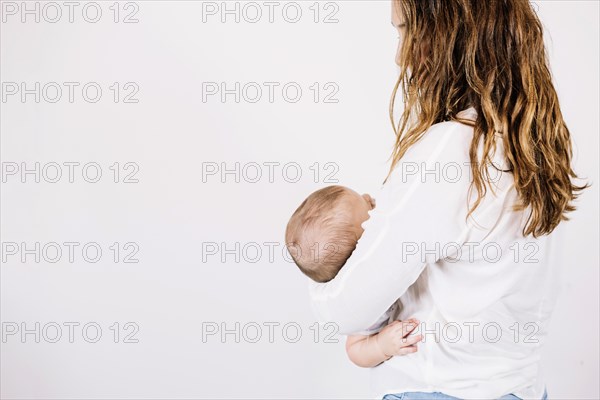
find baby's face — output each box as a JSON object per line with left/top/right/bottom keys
{"left": 341, "top": 188, "right": 376, "bottom": 239}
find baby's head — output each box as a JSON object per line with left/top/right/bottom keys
{"left": 285, "top": 185, "right": 375, "bottom": 283}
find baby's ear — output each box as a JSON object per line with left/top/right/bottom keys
{"left": 362, "top": 194, "right": 376, "bottom": 209}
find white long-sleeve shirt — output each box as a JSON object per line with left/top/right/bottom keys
{"left": 308, "top": 107, "right": 557, "bottom": 399}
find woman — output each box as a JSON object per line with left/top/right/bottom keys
{"left": 308, "top": 1, "right": 587, "bottom": 399}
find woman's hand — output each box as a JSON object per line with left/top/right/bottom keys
{"left": 375, "top": 318, "right": 423, "bottom": 358}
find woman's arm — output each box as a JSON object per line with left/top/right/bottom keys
{"left": 309, "top": 122, "right": 474, "bottom": 334}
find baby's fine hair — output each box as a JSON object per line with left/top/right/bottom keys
{"left": 285, "top": 185, "right": 359, "bottom": 283}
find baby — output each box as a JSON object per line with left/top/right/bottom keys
{"left": 285, "top": 185, "right": 422, "bottom": 368}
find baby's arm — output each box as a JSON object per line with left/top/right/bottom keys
{"left": 345, "top": 319, "right": 422, "bottom": 368}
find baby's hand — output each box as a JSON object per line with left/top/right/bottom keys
{"left": 375, "top": 318, "right": 422, "bottom": 358}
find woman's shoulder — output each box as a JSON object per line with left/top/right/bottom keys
{"left": 429, "top": 117, "right": 475, "bottom": 139}
{"left": 403, "top": 119, "right": 475, "bottom": 161}
{"left": 381, "top": 119, "right": 477, "bottom": 205}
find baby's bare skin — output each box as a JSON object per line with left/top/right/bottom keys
{"left": 346, "top": 318, "right": 423, "bottom": 368}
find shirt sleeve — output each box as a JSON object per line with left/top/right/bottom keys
{"left": 350, "top": 300, "right": 400, "bottom": 336}
{"left": 308, "top": 122, "right": 473, "bottom": 334}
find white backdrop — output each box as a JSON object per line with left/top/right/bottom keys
{"left": 1, "top": 1, "right": 598, "bottom": 399}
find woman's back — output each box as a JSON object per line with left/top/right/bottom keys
{"left": 372, "top": 113, "right": 556, "bottom": 398}
{"left": 310, "top": 107, "right": 556, "bottom": 398}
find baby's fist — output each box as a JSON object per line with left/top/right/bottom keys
{"left": 375, "top": 318, "right": 423, "bottom": 358}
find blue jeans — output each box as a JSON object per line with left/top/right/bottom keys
{"left": 382, "top": 388, "right": 548, "bottom": 400}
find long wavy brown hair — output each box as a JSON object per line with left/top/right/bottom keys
{"left": 389, "top": 0, "right": 588, "bottom": 237}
